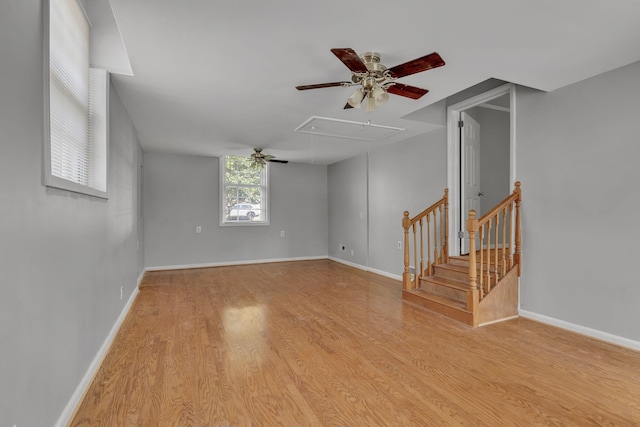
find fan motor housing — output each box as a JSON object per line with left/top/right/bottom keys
{"left": 351, "top": 52, "right": 388, "bottom": 84}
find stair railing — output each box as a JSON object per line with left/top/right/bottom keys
{"left": 466, "top": 181, "right": 522, "bottom": 311}
{"left": 402, "top": 189, "right": 449, "bottom": 291}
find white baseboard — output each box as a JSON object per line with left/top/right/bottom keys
{"left": 328, "top": 257, "right": 402, "bottom": 281}
{"left": 54, "top": 281, "right": 141, "bottom": 427}
{"left": 145, "top": 255, "right": 328, "bottom": 272}
{"left": 519, "top": 310, "right": 640, "bottom": 352}
{"left": 146, "top": 256, "right": 402, "bottom": 282}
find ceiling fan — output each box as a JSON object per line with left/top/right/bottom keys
{"left": 250, "top": 148, "right": 288, "bottom": 168}
{"left": 296, "top": 48, "right": 445, "bottom": 111}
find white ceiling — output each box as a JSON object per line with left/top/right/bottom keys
{"left": 107, "top": 0, "right": 640, "bottom": 165}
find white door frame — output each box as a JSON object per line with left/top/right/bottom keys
{"left": 447, "top": 83, "right": 516, "bottom": 256}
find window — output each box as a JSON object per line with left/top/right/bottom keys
{"left": 45, "top": 0, "right": 109, "bottom": 198}
{"left": 220, "top": 156, "right": 268, "bottom": 225}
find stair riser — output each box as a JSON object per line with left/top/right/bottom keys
{"left": 448, "top": 258, "right": 470, "bottom": 268}
{"left": 448, "top": 257, "right": 502, "bottom": 268}
{"left": 433, "top": 267, "right": 468, "bottom": 282}
{"left": 421, "top": 280, "right": 467, "bottom": 303}
{"left": 434, "top": 267, "right": 499, "bottom": 282}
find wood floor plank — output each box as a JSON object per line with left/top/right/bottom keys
{"left": 70, "top": 260, "right": 640, "bottom": 426}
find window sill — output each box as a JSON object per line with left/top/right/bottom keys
{"left": 46, "top": 175, "right": 108, "bottom": 199}
{"left": 219, "top": 220, "right": 270, "bottom": 227}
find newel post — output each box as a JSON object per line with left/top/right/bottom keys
{"left": 402, "top": 211, "right": 412, "bottom": 290}
{"left": 466, "top": 210, "right": 479, "bottom": 316}
{"left": 443, "top": 188, "right": 449, "bottom": 263}
{"left": 513, "top": 181, "right": 522, "bottom": 276}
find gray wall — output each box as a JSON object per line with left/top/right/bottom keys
{"left": 328, "top": 101, "right": 448, "bottom": 276}
{"left": 328, "top": 154, "right": 368, "bottom": 265}
{"left": 368, "top": 129, "right": 448, "bottom": 275}
{"left": 143, "top": 152, "right": 328, "bottom": 267}
{"left": 0, "top": 2, "right": 144, "bottom": 425}
{"left": 516, "top": 60, "right": 640, "bottom": 340}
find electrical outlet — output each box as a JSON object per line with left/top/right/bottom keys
{"left": 397, "top": 241, "right": 402, "bottom": 250}
{"left": 196, "top": 226, "right": 202, "bottom": 233}
{"left": 280, "top": 230, "right": 285, "bottom": 237}
{"left": 350, "top": 249, "right": 354, "bottom": 256}
{"left": 120, "top": 286, "right": 123, "bottom": 300}
{"left": 340, "top": 244, "right": 346, "bottom": 252}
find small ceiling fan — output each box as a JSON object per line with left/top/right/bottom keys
{"left": 296, "top": 48, "right": 445, "bottom": 111}
{"left": 250, "top": 148, "right": 288, "bottom": 168}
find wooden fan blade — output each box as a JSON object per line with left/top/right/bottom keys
{"left": 387, "top": 84, "right": 429, "bottom": 100}
{"left": 331, "top": 48, "right": 368, "bottom": 73}
{"left": 296, "top": 82, "right": 351, "bottom": 90}
{"left": 268, "top": 159, "right": 288, "bottom": 164}
{"left": 387, "top": 52, "right": 445, "bottom": 79}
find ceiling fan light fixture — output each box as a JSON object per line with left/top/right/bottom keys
{"left": 347, "top": 88, "right": 365, "bottom": 108}
{"left": 372, "top": 85, "right": 389, "bottom": 106}
{"left": 365, "top": 92, "right": 378, "bottom": 112}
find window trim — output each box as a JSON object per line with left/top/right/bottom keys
{"left": 43, "top": 0, "right": 110, "bottom": 199}
{"left": 219, "top": 156, "right": 269, "bottom": 226}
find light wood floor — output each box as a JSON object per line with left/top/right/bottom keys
{"left": 70, "top": 260, "right": 640, "bottom": 426}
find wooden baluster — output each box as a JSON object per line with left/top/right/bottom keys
{"left": 439, "top": 206, "right": 444, "bottom": 263}
{"left": 412, "top": 222, "right": 422, "bottom": 289}
{"left": 514, "top": 181, "right": 522, "bottom": 276}
{"left": 419, "top": 218, "right": 424, "bottom": 278}
{"left": 485, "top": 218, "right": 491, "bottom": 293}
{"left": 433, "top": 205, "right": 442, "bottom": 264}
{"left": 426, "top": 214, "right": 432, "bottom": 276}
{"left": 467, "top": 210, "right": 479, "bottom": 316}
{"left": 494, "top": 213, "right": 499, "bottom": 286}
{"left": 402, "top": 212, "right": 411, "bottom": 290}
{"left": 501, "top": 207, "right": 507, "bottom": 277}
{"left": 507, "top": 202, "right": 513, "bottom": 270}
{"left": 432, "top": 211, "right": 438, "bottom": 269}
{"left": 443, "top": 189, "right": 449, "bottom": 263}
{"left": 479, "top": 224, "right": 484, "bottom": 298}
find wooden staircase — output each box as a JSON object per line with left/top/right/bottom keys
{"left": 402, "top": 183, "right": 522, "bottom": 327}
{"left": 403, "top": 254, "right": 519, "bottom": 326}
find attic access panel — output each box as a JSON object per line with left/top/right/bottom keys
{"left": 294, "top": 116, "right": 404, "bottom": 141}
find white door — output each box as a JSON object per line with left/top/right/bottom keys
{"left": 461, "top": 111, "right": 481, "bottom": 254}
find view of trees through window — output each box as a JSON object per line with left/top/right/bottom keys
{"left": 223, "top": 155, "right": 266, "bottom": 223}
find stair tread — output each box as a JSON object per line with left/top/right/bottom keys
{"left": 405, "top": 289, "right": 468, "bottom": 311}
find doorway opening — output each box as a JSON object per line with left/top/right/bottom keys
{"left": 447, "top": 83, "right": 516, "bottom": 255}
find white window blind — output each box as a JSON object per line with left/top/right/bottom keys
{"left": 88, "top": 68, "right": 108, "bottom": 192}
{"left": 47, "top": 0, "right": 108, "bottom": 197}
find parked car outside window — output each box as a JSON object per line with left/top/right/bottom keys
{"left": 227, "top": 203, "right": 261, "bottom": 220}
